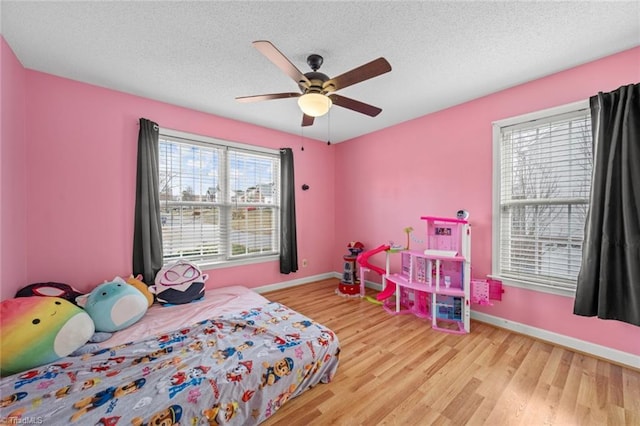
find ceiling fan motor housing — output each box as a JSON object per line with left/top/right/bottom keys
{"left": 301, "top": 54, "right": 335, "bottom": 94}
{"left": 302, "top": 71, "right": 330, "bottom": 94}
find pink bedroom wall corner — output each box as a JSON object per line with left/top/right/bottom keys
{"left": 22, "top": 69, "right": 336, "bottom": 293}
{"left": 0, "top": 36, "right": 28, "bottom": 300}
{"left": 333, "top": 46, "right": 640, "bottom": 356}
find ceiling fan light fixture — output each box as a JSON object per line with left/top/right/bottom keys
{"left": 298, "top": 93, "right": 332, "bottom": 117}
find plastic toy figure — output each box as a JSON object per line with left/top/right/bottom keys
{"left": 347, "top": 241, "right": 364, "bottom": 256}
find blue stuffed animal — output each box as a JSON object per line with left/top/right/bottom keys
{"left": 76, "top": 281, "right": 148, "bottom": 333}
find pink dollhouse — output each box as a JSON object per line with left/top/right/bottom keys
{"left": 383, "top": 216, "right": 472, "bottom": 334}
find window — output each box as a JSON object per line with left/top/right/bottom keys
{"left": 158, "top": 129, "right": 280, "bottom": 267}
{"left": 492, "top": 100, "right": 591, "bottom": 295}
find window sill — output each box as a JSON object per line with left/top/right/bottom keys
{"left": 197, "top": 254, "right": 279, "bottom": 271}
{"left": 489, "top": 274, "right": 576, "bottom": 298}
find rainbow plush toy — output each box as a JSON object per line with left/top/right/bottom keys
{"left": 0, "top": 297, "right": 94, "bottom": 376}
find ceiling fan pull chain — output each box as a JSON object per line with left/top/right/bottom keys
{"left": 327, "top": 110, "right": 332, "bottom": 146}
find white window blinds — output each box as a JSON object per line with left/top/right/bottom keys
{"left": 496, "top": 107, "right": 592, "bottom": 292}
{"left": 159, "top": 133, "right": 280, "bottom": 265}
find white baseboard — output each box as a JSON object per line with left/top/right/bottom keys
{"left": 257, "top": 273, "right": 639, "bottom": 370}
{"left": 471, "top": 311, "right": 639, "bottom": 370}
{"left": 363, "top": 279, "right": 383, "bottom": 291}
{"left": 253, "top": 272, "right": 337, "bottom": 294}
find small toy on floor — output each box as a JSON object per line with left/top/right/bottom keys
{"left": 337, "top": 241, "right": 364, "bottom": 297}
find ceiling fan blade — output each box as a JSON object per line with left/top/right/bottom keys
{"left": 301, "top": 114, "right": 315, "bottom": 127}
{"left": 329, "top": 94, "right": 382, "bottom": 117}
{"left": 235, "top": 92, "right": 301, "bottom": 103}
{"left": 252, "top": 40, "right": 311, "bottom": 87}
{"left": 323, "top": 57, "right": 391, "bottom": 92}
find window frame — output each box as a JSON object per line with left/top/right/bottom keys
{"left": 158, "top": 128, "right": 280, "bottom": 270}
{"left": 491, "top": 99, "right": 590, "bottom": 297}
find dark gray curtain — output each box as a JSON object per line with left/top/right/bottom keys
{"left": 574, "top": 83, "right": 640, "bottom": 326}
{"left": 133, "top": 118, "right": 163, "bottom": 284}
{"left": 279, "top": 148, "right": 298, "bottom": 274}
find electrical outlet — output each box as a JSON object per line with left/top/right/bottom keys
{"left": 302, "top": 259, "right": 308, "bottom": 267}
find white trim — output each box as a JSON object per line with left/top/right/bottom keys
{"left": 157, "top": 128, "right": 281, "bottom": 266}
{"left": 491, "top": 276, "right": 576, "bottom": 298}
{"left": 256, "top": 272, "right": 383, "bottom": 294}
{"left": 256, "top": 273, "right": 637, "bottom": 369}
{"left": 492, "top": 99, "right": 591, "bottom": 294}
{"left": 471, "top": 311, "right": 639, "bottom": 370}
{"left": 362, "top": 278, "right": 383, "bottom": 291}
{"left": 500, "top": 197, "right": 588, "bottom": 206}
{"left": 253, "top": 272, "right": 337, "bottom": 294}
{"left": 492, "top": 99, "right": 589, "bottom": 127}
{"left": 492, "top": 123, "right": 502, "bottom": 276}
{"left": 199, "top": 254, "right": 279, "bottom": 271}
{"left": 159, "top": 127, "right": 278, "bottom": 155}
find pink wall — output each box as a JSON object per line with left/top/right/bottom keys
{"left": 334, "top": 46, "right": 640, "bottom": 356}
{"left": 0, "top": 37, "right": 28, "bottom": 301}
{"left": 19, "top": 70, "right": 334, "bottom": 295}
{"left": 3, "top": 33, "right": 638, "bottom": 357}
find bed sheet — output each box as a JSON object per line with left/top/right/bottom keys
{"left": 99, "top": 285, "right": 270, "bottom": 348}
{"left": 0, "top": 290, "right": 340, "bottom": 425}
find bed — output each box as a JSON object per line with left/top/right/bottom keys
{"left": 0, "top": 286, "right": 340, "bottom": 425}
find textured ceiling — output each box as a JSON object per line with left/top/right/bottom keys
{"left": 1, "top": 1, "right": 639, "bottom": 143}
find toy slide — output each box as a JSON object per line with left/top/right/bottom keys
{"left": 357, "top": 244, "right": 389, "bottom": 275}
{"left": 376, "top": 279, "right": 396, "bottom": 301}
{"left": 357, "top": 245, "right": 392, "bottom": 301}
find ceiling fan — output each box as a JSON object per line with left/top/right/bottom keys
{"left": 236, "top": 40, "right": 392, "bottom": 127}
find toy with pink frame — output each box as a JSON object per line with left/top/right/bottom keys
{"left": 382, "top": 215, "right": 472, "bottom": 334}
{"left": 357, "top": 213, "right": 503, "bottom": 334}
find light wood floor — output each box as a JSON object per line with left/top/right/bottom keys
{"left": 262, "top": 278, "right": 640, "bottom": 426}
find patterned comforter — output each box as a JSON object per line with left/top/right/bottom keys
{"left": 0, "top": 301, "right": 340, "bottom": 425}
